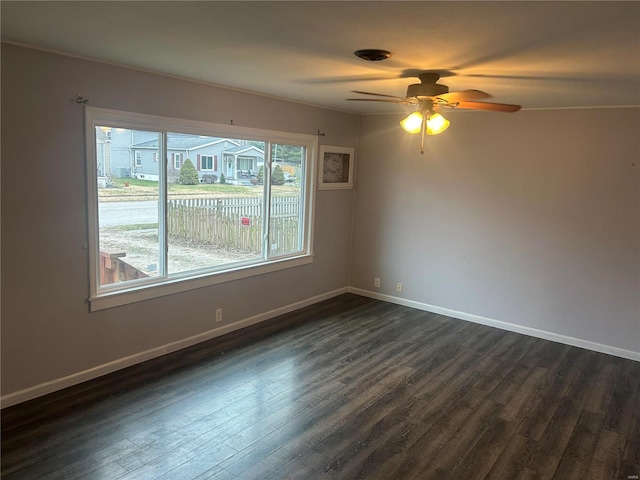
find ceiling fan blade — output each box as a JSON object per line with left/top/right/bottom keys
{"left": 351, "top": 90, "right": 406, "bottom": 100}
{"left": 346, "top": 98, "right": 413, "bottom": 104}
{"left": 436, "top": 90, "right": 492, "bottom": 103}
{"left": 299, "top": 75, "right": 393, "bottom": 84}
{"left": 455, "top": 101, "right": 521, "bottom": 112}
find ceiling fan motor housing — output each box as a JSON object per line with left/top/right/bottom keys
{"left": 406, "top": 82, "right": 449, "bottom": 98}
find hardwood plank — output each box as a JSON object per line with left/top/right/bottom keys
{"left": 474, "top": 334, "right": 539, "bottom": 393}
{"left": 497, "top": 366, "right": 549, "bottom": 422}
{"left": 319, "top": 395, "right": 429, "bottom": 480}
{"left": 564, "top": 351, "right": 607, "bottom": 403}
{"left": 115, "top": 442, "right": 236, "bottom": 480}
{"left": 605, "top": 359, "right": 640, "bottom": 434}
{"left": 584, "top": 360, "right": 620, "bottom": 415}
{"left": 266, "top": 448, "right": 331, "bottom": 480}
{"left": 192, "top": 466, "right": 235, "bottom": 480}
{"left": 525, "top": 397, "right": 584, "bottom": 478}
{"left": 415, "top": 398, "right": 504, "bottom": 479}
{"left": 514, "top": 347, "right": 593, "bottom": 442}
{"left": 552, "top": 410, "right": 606, "bottom": 480}
{"left": 483, "top": 433, "right": 539, "bottom": 480}
{"left": 344, "top": 386, "right": 491, "bottom": 479}
{"left": 585, "top": 429, "right": 627, "bottom": 480}
{"left": 621, "top": 392, "right": 640, "bottom": 479}
{"left": 37, "top": 439, "right": 140, "bottom": 480}
{"left": 386, "top": 395, "right": 503, "bottom": 479}
{"left": 443, "top": 418, "right": 515, "bottom": 480}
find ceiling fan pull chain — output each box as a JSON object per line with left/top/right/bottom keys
{"left": 420, "top": 114, "right": 426, "bottom": 155}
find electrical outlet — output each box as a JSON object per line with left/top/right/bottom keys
{"left": 374, "top": 277, "right": 381, "bottom": 288}
{"left": 396, "top": 282, "right": 403, "bottom": 293}
{"left": 215, "top": 308, "right": 223, "bottom": 322}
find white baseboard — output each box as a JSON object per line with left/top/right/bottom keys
{"left": 4, "top": 286, "right": 637, "bottom": 408}
{"left": 348, "top": 287, "right": 640, "bottom": 362}
{"left": 0, "top": 287, "right": 349, "bottom": 409}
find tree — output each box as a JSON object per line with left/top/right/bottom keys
{"left": 257, "top": 166, "right": 265, "bottom": 184}
{"left": 220, "top": 173, "right": 226, "bottom": 184}
{"left": 179, "top": 158, "right": 199, "bottom": 185}
{"left": 271, "top": 144, "right": 303, "bottom": 165}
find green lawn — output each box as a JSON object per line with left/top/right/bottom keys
{"left": 102, "top": 177, "right": 299, "bottom": 199}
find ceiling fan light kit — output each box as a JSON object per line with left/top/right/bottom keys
{"left": 347, "top": 71, "right": 521, "bottom": 154}
{"left": 400, "top": 111, "right": 450, "bottom": 136}
{"left": 425, "top": 113, "right": 450, "bottom": 135}
{"left": 399, "top": 111, "right": 423, "bottom": 134}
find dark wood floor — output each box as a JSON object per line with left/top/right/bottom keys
{"left": 2, "top": 294, "right": 639, "bottom": 480}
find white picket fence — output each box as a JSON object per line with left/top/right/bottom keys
{"left": 167, "top": 196, "right": 300, "bottom": 254}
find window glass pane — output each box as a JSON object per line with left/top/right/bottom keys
{"left": 96, "top": 127, "right": 161, "bottom": 286}
{"left": 270, "top": 144, "right": 304, "bottom": 256}
{"left": 167, "top": 135, "right": 266, "bottom": 275}
{"left": 201, "top": 156, "right": 214, "bottom": 170}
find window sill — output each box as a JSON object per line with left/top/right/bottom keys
{"left": 89, "top": 254, "right": 313, "bottom": 312}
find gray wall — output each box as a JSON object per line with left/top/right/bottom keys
{"left": 1, "top": 44, "right": 357, "bottom": 398}
{"left": 2, "top": 42, "right": 639, "bottom": 404}
{"left": 351, "top": 108, "right": 640, "bottom": 355}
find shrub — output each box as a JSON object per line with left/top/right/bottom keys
{"left": 202, "top": 174, "right": 217, "bottom": 184}
{"left": 272, "top": 165, "right": 285, "bottom": 186}
{"left": 179, "top": 158, "right": 199, "bottom": 185}
{"left": 257, "top": 166, "right": 265, "bottom": 185}
{"left": 220, "top": 173, "right": 226, "bottom": 184}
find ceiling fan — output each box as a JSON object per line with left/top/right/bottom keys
{"left": 347, "top": 72, "right": 521, "bottom": 154}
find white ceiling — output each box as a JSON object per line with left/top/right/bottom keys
{"left": 2, "top": 1, "right": 639, "bottom": 115}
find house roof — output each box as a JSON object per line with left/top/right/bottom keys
{"left": 132, "top": 134, "right": 240, "bottom": 151}
{"left": 2, "top": 2, "right": 639, "bottom": 113}
{"left": 224, "top": 145, "right": 264, "bottom": 156}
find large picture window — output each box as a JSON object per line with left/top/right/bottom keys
{"left": 86, "top": 107, "right": 316, "bottom": 310}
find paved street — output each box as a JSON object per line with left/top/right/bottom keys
{"left": 98, "top": 200, "right": 158, "bottom": 227}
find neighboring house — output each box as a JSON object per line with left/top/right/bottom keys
{"left": 104, "top": 131, "right": 265, "bottom": 183}
{"left": 222, "top": 145, "right": 265, "bottom": 179}
{"left": 110, "top": 128, "right": 158, "bottom": 179}
{"left": 95, "top": 127, "right": 110, "bottom": 179}
{"left": 95, "top": 127, "right": 158, "bottom": 180}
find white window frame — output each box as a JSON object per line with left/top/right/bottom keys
{"left": 134, "top": 151, "right": 142, "bottom": 167}
{"left": 173, "top": 153, "right": 181, "bottom": 169}
{"left": 85, "top": 107, "right": 317, "bottom": 311}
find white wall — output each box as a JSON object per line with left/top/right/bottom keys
{"left": 0, "top": 44, "right": 358, "bottom": 402}
{"left": 351, "top": 108, "right": 640, "bottom": 358}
